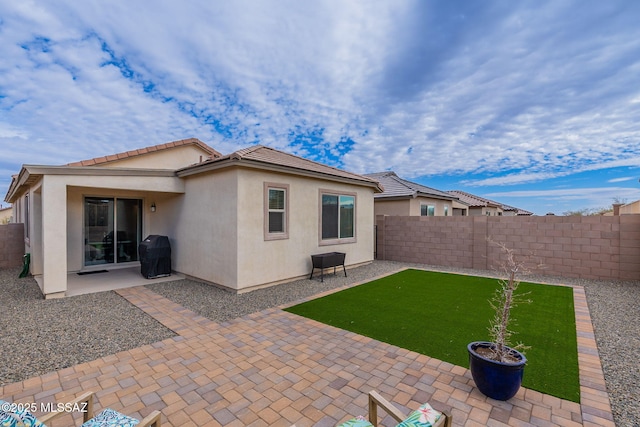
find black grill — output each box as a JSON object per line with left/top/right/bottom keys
{"left": 138, "top": 235, "right": 171, "bottom": 279}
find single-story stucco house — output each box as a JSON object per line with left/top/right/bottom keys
{"left": 4, "top": 138, "right": 383, "bottom": 298}
{"left": 364, "top": 171, "right": 467, "bottom": 217}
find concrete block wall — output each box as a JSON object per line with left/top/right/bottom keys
{"left": 0, "top": 223, "right": 25, "bottom": 268}
{"left": 377, "top": 215, "right": 640, "bottom": 281}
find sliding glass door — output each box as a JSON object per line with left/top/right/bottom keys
{"left": 84, "top": 197, "right": 142, "bottom": 266}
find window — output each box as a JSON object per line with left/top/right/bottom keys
{"left": 264, "top": 183, "right": 289, "bottom": 240}
{"left": 84, "top": 197, "right": 142, "bottom": 266}
{"left": 268, "top": 189, "right": 285, "bottom": 232}
{"left": 320, "top": 191, "right": 355, "bottom": 243}
{"left": 421, "top": 204, "right": 435, "bottom": 216}
{"left": 444, "top": 206, "right": 449, "bottom": 216}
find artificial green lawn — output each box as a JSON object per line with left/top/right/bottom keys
{"left": 285, "top": 269, "right": 580, "bottom": 403}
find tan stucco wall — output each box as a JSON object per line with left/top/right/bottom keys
{"left": 452, "top": 200, "right": 468, "bottom": 215}
{"left": 170, "top": 169, "right": 239, "bottom": 288}
{"left": 373, "top": 197, "right": 453, "bottom": 217}
{"left": 41, "top": 176, "right": 68, "bottom": 295}
{"left": 0, "top": 207, "right": 12, "bottom": 224}
{"left": 234, "top": 168, "right": 375, "bottom": 291}
{"left": 373, "top": 199, "right": 411, "bottom": 216}
{"left": 469, "top": 206, "right": 503, "bottom": 216}
{"left": 409, "top": 197, "right": 453, "bottom": 216}
{"left": 620, "top": 201, "right": 640, "bottom": 214}
{"left": 97, "top": 145, "right": 211, "bottom": 170}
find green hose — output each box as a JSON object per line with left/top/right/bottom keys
{"left": 19, "top": 253, "right": 30, "bottom": 278}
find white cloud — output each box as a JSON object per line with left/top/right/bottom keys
{"left": 1, "top": 0, "right": 640, "bottom": 202}
{"left": 608, "top": 177, "right": 636, "bottom": 183}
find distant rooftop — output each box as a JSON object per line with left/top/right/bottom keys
{"left": 364, "top": 171, "right": 456, "bottom": 200}
{"left": 447, "top": 190, "right": 532, "bottom": 215}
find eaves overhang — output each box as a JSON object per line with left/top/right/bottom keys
{"left": 5, "top": 165, "right": 177, "bottom": 203}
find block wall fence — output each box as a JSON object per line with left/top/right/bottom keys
{"left": 376, "top": 215, "right": 640, "bottom": 281}
{"left": 0, "top": 223, "right": 25, "bottom": 268}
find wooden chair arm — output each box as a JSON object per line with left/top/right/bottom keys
{"left": 368, "top": 390, "right": 452, "bottom": 427}
{"left": 440, "top": 411, "right": 452, "bottom": 427}
{"left": 38, "top": 391, "right": 95, "bottom": 424}
{"left": 368, "top": 390, "right": 407, "bottom": 426}
{"left": 138, "top": 410, "right": 162, "bottom": 427}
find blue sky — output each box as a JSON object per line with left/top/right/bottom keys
{"left": 1, "top": 1, "right": 640, "bottom": 215}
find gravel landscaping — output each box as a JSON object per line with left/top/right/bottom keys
{"left": 0, "top": 267, "right": 175, "bottom": 386}
{"left": 1, "top": 261, "right": 638, "bottom": 426}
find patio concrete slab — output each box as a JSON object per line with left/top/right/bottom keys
{"left": 65, "top": 267, "right": 185, "bottom": 296}
{"left": 1, "top": 277, "right": 614, "bottom": 426}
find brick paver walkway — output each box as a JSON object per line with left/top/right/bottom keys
{"left": 1, "top": 273, "right": 615, "bottom": 426}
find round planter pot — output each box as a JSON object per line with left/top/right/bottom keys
{"left": 468, "top": 341, "right": 527, "bottom": 401}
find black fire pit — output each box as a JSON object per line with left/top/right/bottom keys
{"left": 309, "top": 252, "right": 346, "bottom": 282}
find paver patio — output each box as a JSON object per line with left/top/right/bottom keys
{"left": 0, "top": 270, "right": 615, "bottom": 426}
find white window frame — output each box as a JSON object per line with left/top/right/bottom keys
{"left": 421, "top": 204, "right": 435, "bottom": 216}
{"left": 264, "top": 182, "right": 289, "bottom": 241}
{"left": 319, "top": 190, "right": 356, "bottom": 245}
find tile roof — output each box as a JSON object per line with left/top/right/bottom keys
{"left": 447, "top": 190, "right": 533, "bottom": 215}
{"left": 66, "top": 138, "right": 221, "bottom": 167}
{"left": 364, "top": 171, "right": 456, "bottom": 200}
{"left": 180, "top": 145, "right": 383, "bottom": 191}
{"left": 447, "top": 190, "right": 499, "bottom": 208}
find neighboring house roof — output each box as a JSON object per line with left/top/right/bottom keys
{"left": 506, "top": 205, "right": 534, "bottom": 216}
{"left": 67, "top": 138, "right": 221, "bottom": 167}
{"left": 178, "top": 145, "right": 384, "bottom": 192}
{"left": 363, "top": 171, "right": 456, "bottom": 201}
{"left": 447, "top": 191, "right": 501, "bottom": 208}
{"left": 447, "top": 190, "right": 533, "bottom": 215}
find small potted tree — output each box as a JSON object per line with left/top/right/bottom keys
{"left": 468, "top": 241, "right": 532, "bottom": 401}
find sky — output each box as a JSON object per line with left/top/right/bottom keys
{"left": 2, "top": 1, "right": 640, "bottom": 215}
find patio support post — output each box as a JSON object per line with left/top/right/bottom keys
{"left": 40, "top": 177, "right": 68, "bottom": 298}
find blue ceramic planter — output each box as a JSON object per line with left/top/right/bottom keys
{"left": 468, "top": 341, "right": 527, "bottom": 401}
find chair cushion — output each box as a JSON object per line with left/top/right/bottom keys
{"left": 395, "top": 402, "right": 442, "bottom": 427}
{"left": 80, "top": 408, "right": 139, "bottom": 427}
{"left": 0, "top": 400, "right": 46, "bottom": 427}
{"left": 337, "top": 415, "right": 374, "bottom": 427}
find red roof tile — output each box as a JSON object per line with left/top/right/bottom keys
{"left": 66, "top": 138, "right": 221, "bottom": 167}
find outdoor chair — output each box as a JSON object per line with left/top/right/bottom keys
{"left": 1, "top": 391, "right": 161, "bottom": 427}
{"left": 337, "top": 390, "right": 451, "bottom": 427}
